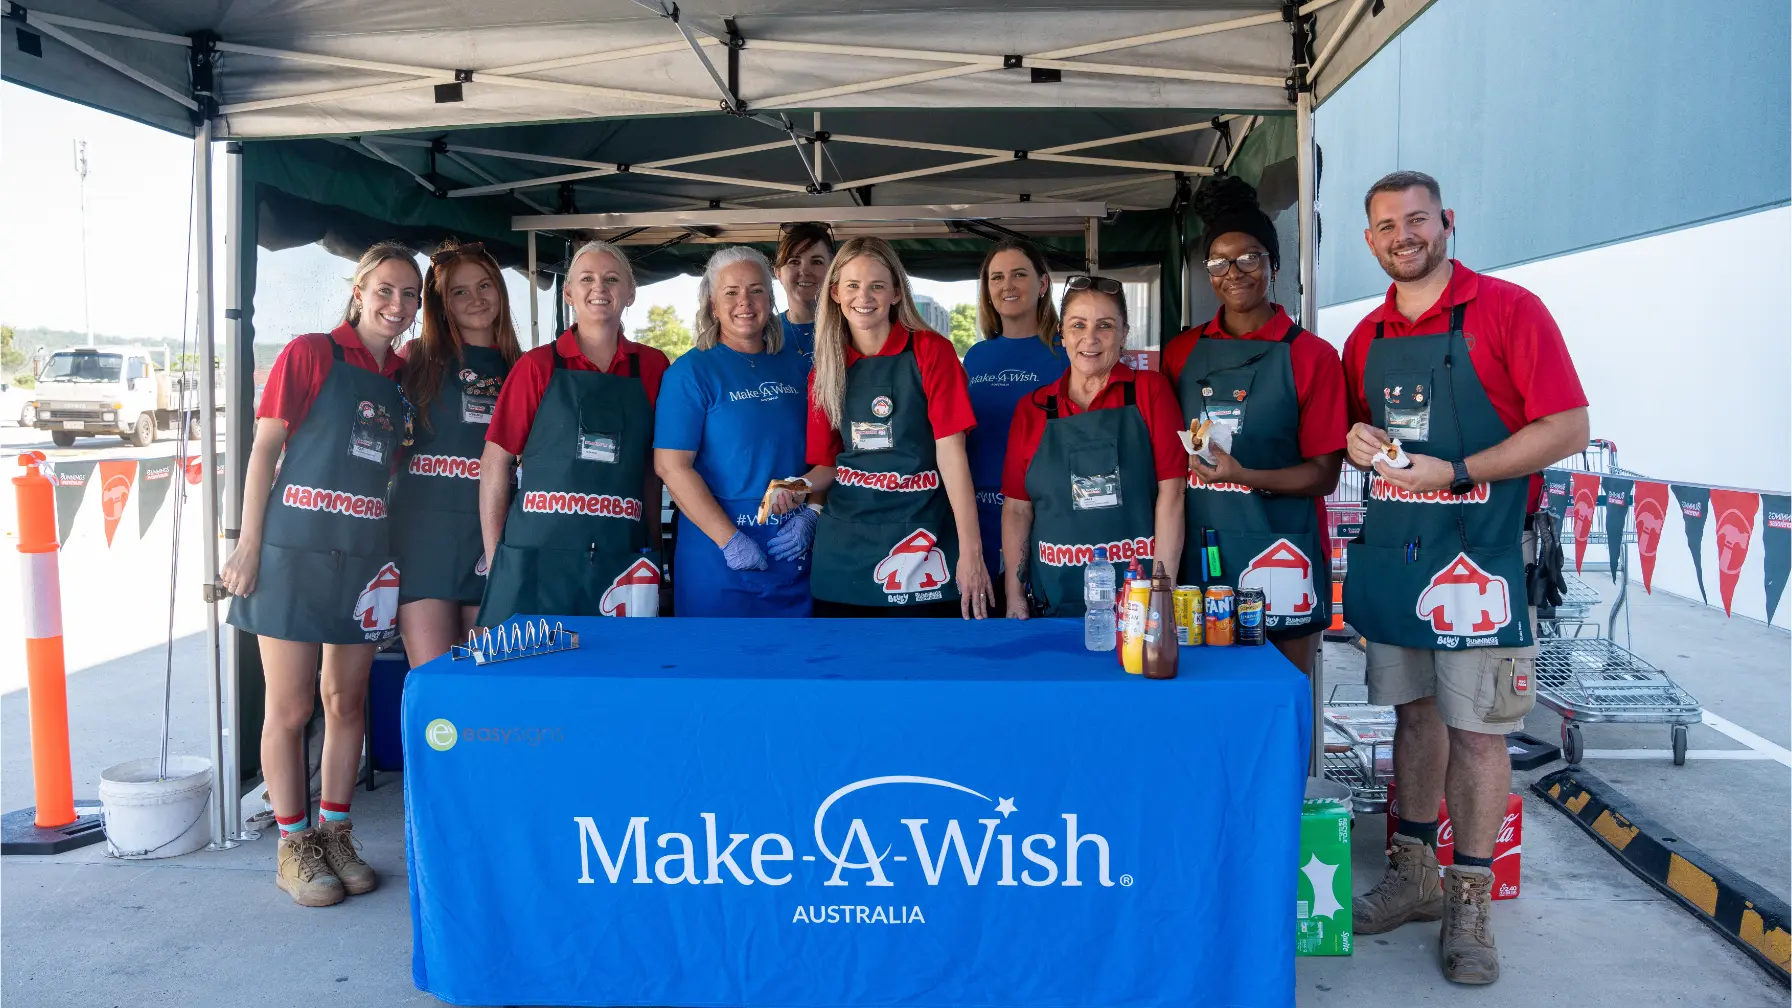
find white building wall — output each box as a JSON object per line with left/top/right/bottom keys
{"left": 1317, "top": 207, "right": 1791, "bottom": 629}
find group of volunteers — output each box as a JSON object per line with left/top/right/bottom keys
{"left": 216, "top": 166, "right": 1588, "bottom": 992}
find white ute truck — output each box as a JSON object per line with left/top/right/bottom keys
{"left": 30, "top": 346, "right": 225, "bottom": 448}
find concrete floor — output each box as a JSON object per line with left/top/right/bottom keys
{"left": 2, "top": 578, "right": 1786, "bottom": 1006}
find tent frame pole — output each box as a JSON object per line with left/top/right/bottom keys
{"left": 527, "top": 231, "right": 540, "bottom": 348}
{"left": 219, "top": 138, "right": 254, "bottom": 843}
{"left": 192, "top": 118, "right": 236, "bottom": 851}
{"left": 1294, "top": 37, "right": 1322, "bottom": 780}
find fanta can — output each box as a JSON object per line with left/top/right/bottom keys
{"left": 1205, "top": 585, "right": 1235, "bottom": 646}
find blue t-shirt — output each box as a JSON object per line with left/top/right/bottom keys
{"left": 778, "top": 312, "right": 815, "bottom": 361}
{"left": 963, "top": 335, "right": 1068, "bottom": 498}
{"left": 654, "top": 343, "right": 810, "bottom": 507}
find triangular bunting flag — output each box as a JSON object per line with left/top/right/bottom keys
{"left": 1671, "top": 485, "right": 1711, "bottom": 603}
{"left": 1631, "top": 481, "right": 1670, "bottom": 594}
{"left": 1600, "top": 477, "right": 1633, "bottom": 583}
{"left": 51, "top": 460, "right": 97, "bottom": 545}
{"left": 1543, "top": 469, "right": 1572, "bottom": 524}
{"left": 1708, "top": 489, "right": 1759, "bottom": 617}
{"left": 1763, "top": 495, "right": 1789, "bottom": 623}
{"left": 137, "top": 457, "right": 178, "bottom": 538}
{"left": 1569, "top": 472, "right": 1600, "bottom": 573}
{"left": 96, "top": 459, "right": 136, "bottom": 547}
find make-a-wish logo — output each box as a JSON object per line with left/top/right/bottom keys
{"left": 573, "top": 775, "right": 1126, "bottom": 895}
{"left": 728, "top": 380, "right": 801, "bottom": 403}
{"left": 969, "top": 368, "right": 1041, "bottom": 386}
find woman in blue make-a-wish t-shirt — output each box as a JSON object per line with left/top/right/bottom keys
{"left": 773, "top": 222, "right": 834, "bottom": 362}
{"left": 960, "top": 239, "right": 1068, "bottom": 615}
{"left": 655, "top": 247, "right": 816, "bottom": 616}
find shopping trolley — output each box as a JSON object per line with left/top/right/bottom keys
{"left": 1536, "top": 439, "right": 1702, "bottom": 765}
{"left": 1321, "top": 690, "right": 1393, "bottom": 814}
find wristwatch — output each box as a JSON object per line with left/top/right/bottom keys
{"left": 1449, "top": 459, "right": 1475, "bottom": 496}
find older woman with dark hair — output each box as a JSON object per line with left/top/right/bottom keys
{"left": 1000, "top": 276, "right": 1188, "bottom": 617}
{"left": 654, "top": 247, "right": 814, "bottom": 616}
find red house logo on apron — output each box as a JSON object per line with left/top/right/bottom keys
{"left": 1237, "top": 539, "right": 1315, "bottom": 616}
{"left": 601, "top": 558, "right": 661, "bottom": 617}
{"left": 354, "top": 562, "right": 402, "bottom": 633}
{"left": 873, "top": 529, "right": 951, "bottom": 594}
{"left": 1416, "top": 553, "right": 1511, "bottom": 635}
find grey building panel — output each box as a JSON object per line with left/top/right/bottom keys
{"left": 1315, "top": 0, "right": 1791, "bottom": 307}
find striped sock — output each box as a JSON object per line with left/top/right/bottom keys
{"left": 319, "top": 801, "right": 351, "bottom": 825}
{"left": 276, "top": 812, "right": 308, "bottom": 838}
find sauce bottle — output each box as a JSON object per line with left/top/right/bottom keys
{"left": 1121, "top": 578, "right": 1150, "bottom": 675}
{"left": 1116, "top": 559, "right": 1143, "bottom": 665}
{"left": 1142, "top": 562, "right": 1179, "bottom": 680}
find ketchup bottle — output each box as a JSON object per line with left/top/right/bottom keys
{"left": 1142, "top": 562, "right": 1179, "bottom": 680}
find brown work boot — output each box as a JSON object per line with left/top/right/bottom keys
{"left": 1352, "top": 835, "right": 1444, "bottom": 934}
{"left": 276, "top": 829, "right": 346, "bottom": 907}
{"left": 316, "top": 819, "right": 378, "bottom": 895}
{"left": 1439, "top": 866, "right": 1500, "bottom": 984}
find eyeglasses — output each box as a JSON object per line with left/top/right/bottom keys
{"left": 430, "top": 241, "right": 486, "bottom": 265}
{"left": 1204, "top": 253, "right": 1269, "bottom": 277}
{"left": 1065, "top": 274, "right": 1124, "bottom": 295}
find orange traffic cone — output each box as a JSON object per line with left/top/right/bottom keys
{"left": 1328, "top": 578, "right": 1345, "bottom": 632}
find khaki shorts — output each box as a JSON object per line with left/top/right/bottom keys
{"left": 1364, "top": 532, "right": 1539, "bottom": 735}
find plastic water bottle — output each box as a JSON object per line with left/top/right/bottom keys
{"left": 1083, "top": 546, "right": 1116, "bottom": 650}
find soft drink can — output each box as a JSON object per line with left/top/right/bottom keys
{"left": 1236, "top": 587, "right": 1266, "bottom": 645}
{"left": 1204, "top": 586, "right": 1235, "bottom": 646}
{"left": 1173, "top": 586, "right": 1203, "bottom": 645}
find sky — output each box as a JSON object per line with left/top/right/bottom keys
{"left": 0, "top": 82, "right": 975, "bottom": 349}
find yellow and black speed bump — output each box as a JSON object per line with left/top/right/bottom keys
{"left": 1536, "top": 768, "right": 1790, "bottom": 985}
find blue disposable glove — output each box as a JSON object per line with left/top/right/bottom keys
{"left": 766, "top": 505, "right": 819, "bottom": 561}
{"left": 722, "top": 531, "right": 769, "bottom": 571}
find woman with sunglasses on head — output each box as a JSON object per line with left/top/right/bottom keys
{"left": 1001, "top": 275, "right": 1188, "bottom": 617}
{"left": 655, "top": 247, "right": 814, "bottom": 617}
{"left": 222, "top": 241, "right": 419, "bottom": 907}
{"left": 961, "top": 240, "right": 1067, "bottom": 614}
{"left": 773, "top": 222, "right": 834, "bottom": 360}
{"left": 391, "top": 241, "right": 522, "bottom": 665}
{"left": 764, "top": 237, "right": 992, "bottom": 618}
{"left": 1162, "top": 176, "right": 1347, "bottom": 677}
{"left": 477, "top": 240, "right": 669, "bottom": 625}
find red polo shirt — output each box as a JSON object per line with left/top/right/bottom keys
{"left": 257, "top": 323, "right": 403, "bottom": 436}
{"left": 1162, "top": 304, "right": 1348, "bottom": 461}
{"left": 1341, "top": 262, "right": 1587, "bottom": 509}
{"left": 485, "top": 327, "right": 670, "bottom": 456}
{"left": 805, "top": 323, "right": 976, "bottom": 467}
{"left": 1001, "top": 364, "right": 1188, "bottom": 500}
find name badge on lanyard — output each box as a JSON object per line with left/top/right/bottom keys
{"left": 1071, "top": 472, "right": 1121, "bottom": 510}
{"left": 1383, "top": 377, "right": 1431, "bottom": 443}
{"left": 1202, "top": 386, "right": 1246, "bottom": 441}
{"left": 349, "top": 400, "right": 392, "bottom": 465}
{"left": 578, "top": 431, "right": 619, "bottom": 463}
{"left": 459, "top": 369, "right": 501, "bottom": 425}
{"left": 850, "top": 421, "right": 893, "bottom": 451}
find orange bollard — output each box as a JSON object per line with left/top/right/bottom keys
{"left": 14, "top": 452, "right": 75, "bottom": 829}
{"left": 1328, "top": 578, "right": 1345, "bottom": 632}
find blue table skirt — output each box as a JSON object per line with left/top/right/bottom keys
{"left": 404, "top": 617, "right": 1310, "bottom": 1008}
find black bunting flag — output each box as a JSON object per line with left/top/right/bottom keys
{"left": 1671, "top": 484, "right": 1711, "bottom": 603}
{"left": 51, "top": 460, "right": 97, "bottom": 545}
{"left": 137, "top": 457, "right": 178, "bottom": 538}
{"left": 1600, "top": 478, "right": 1634, "bottom": 582}
{"left": 1543, "top": 469, "right": 1572, "bottom": 525}
{"left": 1763, "top": 494, "right": 1789, "bottom": 624}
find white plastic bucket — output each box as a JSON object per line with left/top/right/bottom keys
{"left": 98, "top": 756, "right": 213, "bottom": 859}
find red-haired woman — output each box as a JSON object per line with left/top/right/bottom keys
{"left": 393, "top": 241, "right": 522, "bottom": 665}
{"left": 222, "top": 241, "right": 419, "bottom": 907}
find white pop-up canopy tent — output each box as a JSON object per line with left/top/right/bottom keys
{"left": 3, "top": 0, "right": 1432, "bottom": 846}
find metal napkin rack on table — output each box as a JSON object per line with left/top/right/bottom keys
{"left": 452, "top": 620, "right": 581, "bottom": 665}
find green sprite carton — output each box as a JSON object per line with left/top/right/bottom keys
{"left": 1297, "top": 784, "right": 1352, "bottom": 956}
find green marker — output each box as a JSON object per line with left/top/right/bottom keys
{"left": 1205, "top": 529, "right": 1221, "bottom": 580}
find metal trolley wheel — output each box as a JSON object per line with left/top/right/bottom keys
{"left": 1672, "top": 724, "right": 1688, "bottom": 766}
{"left": 1561, "top": 721, "right": 1583, "bottom": 766}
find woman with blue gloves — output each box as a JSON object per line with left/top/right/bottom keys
{"left": 655, "top": 247, "right": 817, "bottom": 616}
{"left": 961, "top": 240, "right": 1066, "bottom": 614}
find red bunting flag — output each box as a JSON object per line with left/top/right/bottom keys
{"left": 1570, "top": 473, "right": 1600, "bottom": 573}
{"left": 96, "top": 459, "right": 137, "bottom": 547}
{"left": 1708, "top": 489, "right": 1759, "bottom": 616}
{"left": 1631, "top": 481, "right": 1671, "bottom": 593}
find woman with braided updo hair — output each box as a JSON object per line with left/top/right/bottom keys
{"left": 1161, "top": 175, "right": 1348, "bottom": 678}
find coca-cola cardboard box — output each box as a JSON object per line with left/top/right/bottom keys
{"left": 1386, "top": 783, "right": 1522, "bottom": 900}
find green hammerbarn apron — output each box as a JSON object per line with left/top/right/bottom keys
{"left": 1178, "top": 325, "right": 1330, "bottom": 640}
{"left": 477, "top": 351, "right": 660, "bottom": 625}
{"left": 391, "top": 345, "right": 509, "bottom": 605}
{"left": 810, "top": 340, "right": 960, "bottom": 608}
{"left": 1343, "top": 304, "right": 1533, "bottom": 650}
{"left": 1022, "top": 382, "right": 1158, "bottom": 617}
{"left": 227, "top": 339, "right": 405, "bottom": 644}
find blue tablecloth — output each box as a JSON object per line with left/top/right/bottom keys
{"left": 404, "top": 618, "right": 1310, "bottom": 1008}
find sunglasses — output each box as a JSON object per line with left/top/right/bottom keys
{"left": 430, "top": 241, "right": 487, "bottom": 265}
{"left": 1064, "top": 274, "right": 1124, "bottom": 295}
{"left": 1204, "top": 252, "right": 1269, "bottom": 277}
